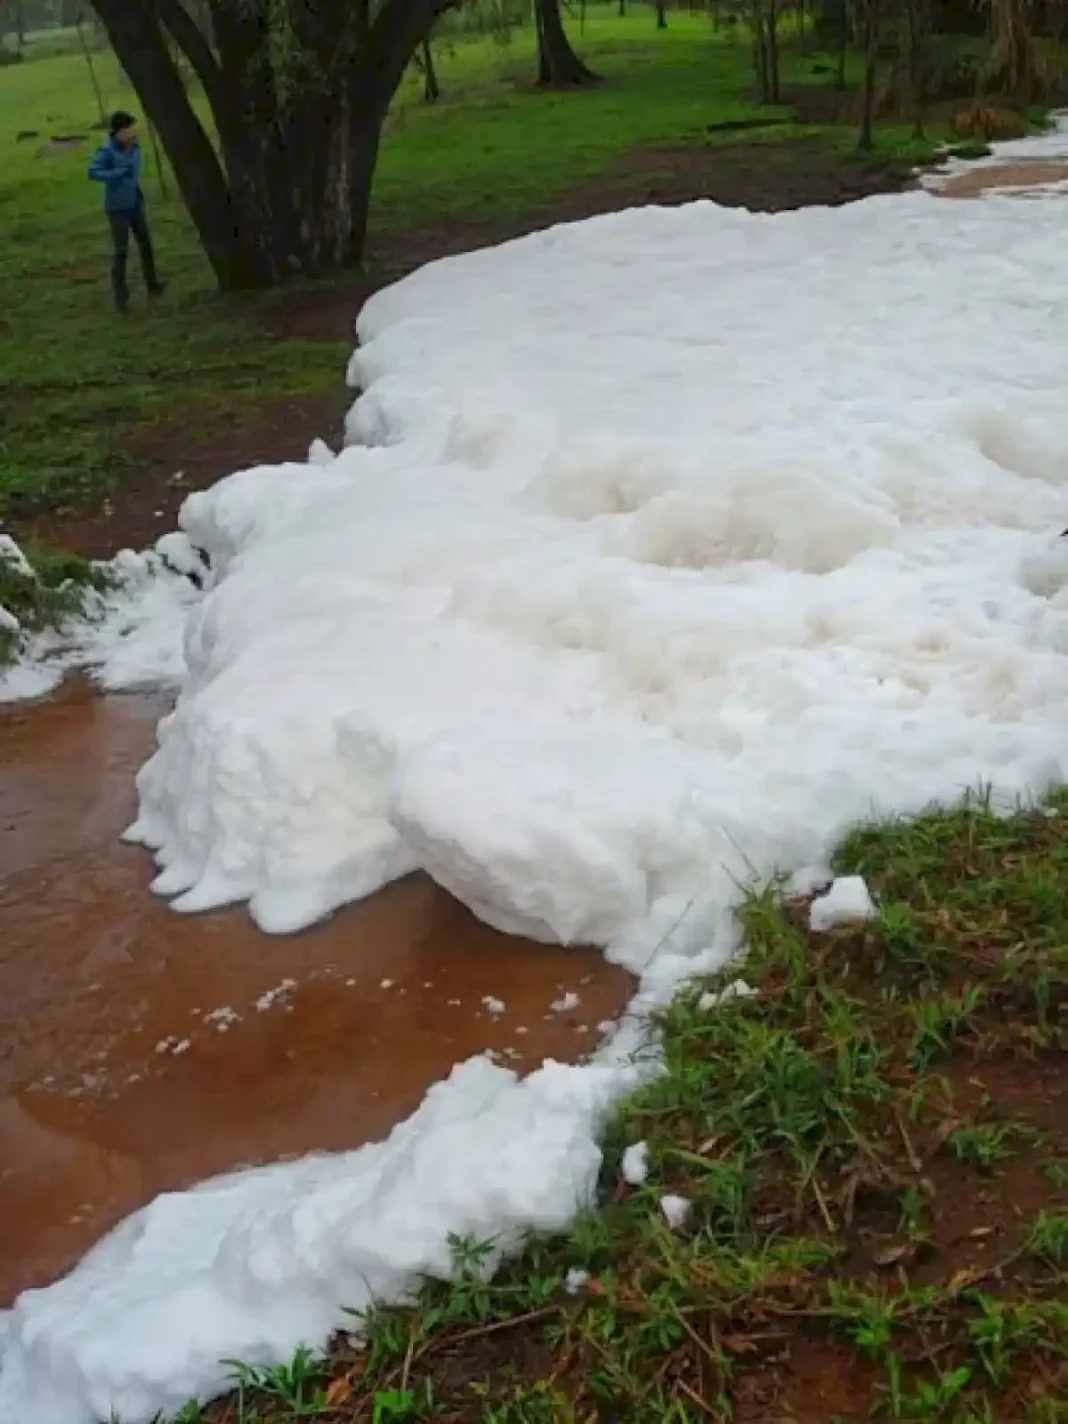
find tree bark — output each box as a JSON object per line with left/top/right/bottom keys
{"left": 418, "top": 39, "right": 435, "bottom": 101}
{"left": 836, "top": 0, "right": 849, "bottom": 89}
{"left": 766, "top": 0, "right": 780, "bottom": 102}
{"left": 90, "top": 0, "right": 259, "bottom": 289}
{"left": 751, "top": 0, "right": 770, "bottom": 100}
{"left": 906, "top": 0, "right": 929, "bottom": 137}
{"left": 536, "top": 0, "right": 599, "bottom": 85}
{"left": 91, "top": 0, "right": 452, "bottom": 289}
{"left": 858, "top": 0, "right": 878, "bottom": 149}
{"left": 656, "top": 1, "right": 668, "bottom": 27}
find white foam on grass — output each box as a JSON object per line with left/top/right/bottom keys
{"left": 5, "top": 165, "right": 1068, "bottom": 1423}
{"left": 622, "top": 1141, "right": 650, "bottom": 1186}
{"left": 809, "top": 876, "right": 878, "bottom": 933}
{"left": 660, "top": 1194, "right": 692, "bottom": 1230}
{"left": 0, "top": 1054, "right": 645, "bottom": 1424}
{"left": 0, "top": 541, "right": 198, "bottom": 704}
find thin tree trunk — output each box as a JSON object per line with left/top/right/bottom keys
{"left": 766, "top": 0, "right": 780, "bottom": 102}
{"left": 836, "top": 0, "right": 849, "bottom": 90}
{"left": 907, "top": 0, "right": 928, "bottom": 138}
{"left": 656, "top": 0, "right": 668, "bottom": 27}
{"left": 421, "top": 37, "right": 440, "bottom": 100}
{"left": 76, "top": 8, "right": 106, "bottom": 127}
{"left": 147, "top": 116, "right": 170, "bottom": 199}
{"left": 535, "top": 0, "right": 598, "bottom": 85}
{"left": 751, "top": 0, "right": 770, "bottom": 100}
{"left": 858, "top": 0, "right": 878, "bottom": 150}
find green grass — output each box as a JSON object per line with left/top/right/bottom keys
{"left": 0, "top": 538, "right": 109, "bottom": 662}
{"left": 145, "top": 790, "right": 1068, "bottom": 1422}
{"left": 0, "top": 9, "right": 919, "bottom": 531}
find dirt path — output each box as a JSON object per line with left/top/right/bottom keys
{"left": 17, "top": 139, "right": 917, "bottom": 560}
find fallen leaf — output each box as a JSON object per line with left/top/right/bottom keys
{"left": 948, "top": 1267, "right": 980, "bottom": 1295}
{"left": 871, "top": 1241, "right": 914, "bottom": 1268}
{"left": 325, "top": 1375, "right": 353, "bottom": 1407}
{"left": 721, "top": 1334, "right": 761, "bottom": 1355}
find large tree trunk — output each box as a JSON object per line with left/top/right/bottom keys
{"left": 91, "top": 0, "right": 448, "bottom": 289}
{"left": 536, "top": 0, "right": 599, "bottom": 85}
{"left": 89, "top": 0, "right": 261, "bottom": 289}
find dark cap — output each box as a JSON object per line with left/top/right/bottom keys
{"left": 108, "top": 110, "right": 136, "bottom": 135}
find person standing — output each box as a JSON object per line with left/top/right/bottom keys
{"left": 88, "top": 111, "right": 166, "bottom": 315}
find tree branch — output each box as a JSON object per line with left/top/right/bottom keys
{"left": 359, "top": 0, "right": 458, "bottom": 113}
{"left": 154, "top": 0, "right": 225, "bottom": 114}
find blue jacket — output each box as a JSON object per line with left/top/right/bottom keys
{"left": 88, "top": 137, "right": 143, "bottom": 214}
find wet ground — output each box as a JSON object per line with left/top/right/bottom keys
{"left": 932, "top": 158, "right": 1068, "bottom": 199}
{"left": 0, "top": 681, "right": 632, "bottom": 1305}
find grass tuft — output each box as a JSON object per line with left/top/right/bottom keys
{"left": 163, "top": 792, "right": 1068, "bottom": 1421}
{"left": 0, "top": 538, "right": 109, "bottom": 664}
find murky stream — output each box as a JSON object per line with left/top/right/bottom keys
{"left": 932, "top": 158, "right": 1068, "bottom": 199}
{"left": 0, "top": 682, "right": 631, "bottom": 1305}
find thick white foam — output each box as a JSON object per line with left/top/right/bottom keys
{"left": 5, "top": 157, "right": 1068, "bottom": 1422}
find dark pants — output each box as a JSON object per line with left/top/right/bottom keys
{"left": 108, "top": 206, "right": 161, "bottom": 310}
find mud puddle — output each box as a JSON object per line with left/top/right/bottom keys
{"left": 0, "top": 682, "right": 632, "bottom": 1304}
{"left": 931, "top": 159, "right": 1068, "bottom": 199}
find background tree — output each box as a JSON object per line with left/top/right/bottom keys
{"left": 535, "top": 0, "right": 598, "bottom": 84}
{"left": 89, "top": 0, "right": 457, "bottom": 292}
{"left": 412, "top": 36, "right": 442, "bottom": 102}
{"left": 903, "top": 0, "right": 931, "bottom": 137}
{"left": 750, "top": 0, "right": 781, "bottom": 103}
{"left": 857, "top": 0, "right": 879, "bottom": 149}
{"left": 835, "top": 0, "right": 850, "bottom": 88}
{"left": 0, "top": 0, "right": 26, "bottom": 55}
{"left": 988, "top": 0, "right": 1043, "bottom": 101}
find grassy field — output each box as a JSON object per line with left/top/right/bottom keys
{"left": 0, "top": 9, "right": 928, "bottom": 533}
{"left": 137, "top": 792, "right": 1068, "bottom": 1422}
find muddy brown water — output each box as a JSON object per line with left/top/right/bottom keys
{"left": 0, "top": 681, "right": 631, "bottom": 1305}
{"left": 933, "top": 159, "right": 1068, "bottom": 200}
